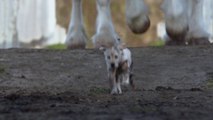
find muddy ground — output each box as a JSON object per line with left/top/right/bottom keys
{"left": 0, "top": 46, "right": 213, "bottom": 120}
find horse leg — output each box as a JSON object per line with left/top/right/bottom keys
{"left": 66, "top": 0, "right": 88, "bottom": 49}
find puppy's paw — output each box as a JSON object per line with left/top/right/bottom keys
{"left": 111, "top": 88, "right": 118, "bottom": 95}
{"left": 118, "top": 90, "right": 122, "bottom": 95}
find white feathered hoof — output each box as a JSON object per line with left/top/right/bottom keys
{"left": 166, "top": 26, "right": 188, "bottom": 40}
{"left": 127, "top": 15, "right": 150, "bottom": 34}
{"left": 65, "top": 33, "right": 87, "bottom": 49}
{"left": 188, "top": 37, "right": 211, "bottom": 45}
{"left": 66, "top": 42, "right": 86, "bottom": 49}
{"left": 110, "top": 88, "right": 118, "bottom": 95}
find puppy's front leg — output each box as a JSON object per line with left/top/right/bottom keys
{"left": 109, "top": 70, "right": 118, "bottom": 95}
{"left": 117, "top": 78, "right": 122, "bottom": 94}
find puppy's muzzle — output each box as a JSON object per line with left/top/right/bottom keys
{"left": 111, "top": 63, "right": 115, "bottom": 68}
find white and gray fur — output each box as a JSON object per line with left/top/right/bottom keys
{"left": 102, "top": 45, "right": 134, "bottom": 95}
{"left": 92, "top": 0, "right": 120, "bottom": 48}
{"left": 65, "top": 0, "right": 88, "bottom": 49}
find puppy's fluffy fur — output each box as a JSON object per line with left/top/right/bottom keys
{"left": 101, "top": 45, "right": 134, "bottom": 94}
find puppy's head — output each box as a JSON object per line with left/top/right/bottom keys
{"left": 100, "top": 45, "right": 124, "bottom": 70}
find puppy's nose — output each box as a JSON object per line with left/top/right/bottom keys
{"left": 111, "top": 63, "right": 115, "bottom": 68}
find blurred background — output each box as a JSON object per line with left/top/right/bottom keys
{"left": 0, "top": 0, "right": 212, "bottom": 49}
{"left": 56, "top": 0, "right": 164, "bottom": 48}
{"left": 0, "top": 0, "right": 165, "bottom": 49}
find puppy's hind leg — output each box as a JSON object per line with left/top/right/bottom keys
{"left": 109, "top": 71, "right": 118, "bottom": 95}
{"left": 122, "top": 72, "right": 130, "bottom": 85}
{"left": 111, "top": 85, "right": 118, "bottom": 95}
{"left": 117, "top": 77, "right": 122, "bottom": 94}
{"left": 129, "top": 73, "right": 135, "bottom": 90}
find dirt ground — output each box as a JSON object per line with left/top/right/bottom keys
{"left": 0, "top": 46, "right": 213, "bottom": 120}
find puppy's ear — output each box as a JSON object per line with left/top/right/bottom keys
{"left": 117, "top": 43, "right": 126, "bottom": 50}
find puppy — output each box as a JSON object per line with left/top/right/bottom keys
{"left": 101, "top": 44, "right": 134, "bottom": 95}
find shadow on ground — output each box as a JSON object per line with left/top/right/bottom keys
{"left": 0, "top": 46, "right": 213, "bottom": 120}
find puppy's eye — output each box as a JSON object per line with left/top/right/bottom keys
{"left": 115, "top": 55, "right": 118, "bottom": 59}
{"left": 107, "top": 56, "right": 110, "bottom": 59}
